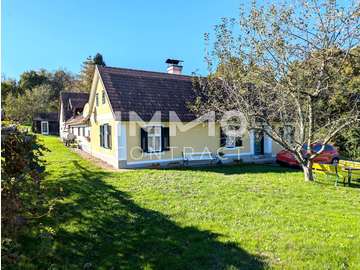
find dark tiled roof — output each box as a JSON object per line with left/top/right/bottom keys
{"left": 34, "top": 112, "right": 59, "bottom": 121}
{"left": 97, "top": 66, "right": 197, "bottom": 121}
{"left": 60, "top": 91, "right": 89, "bottom": 121}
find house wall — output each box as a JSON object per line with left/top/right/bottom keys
{"left": 272, "top": 141, "right": 283, "bottom": 156}
{"left": 125, "top": 122, "right": 253, "bottom": 167}
{"left": 88, "top": 77, "right": 118, "bottom": 167}
{"left": 85, "top": 69, "right": 284, "bottom": 169}
{"left": 59, "top": 102, "right": 66, "bottom": 138}
{"left": 32, "top": 120, "right": 59, "bottom": 135}
{"left": 69, "top": 124, "right": 91, "bottom": 153}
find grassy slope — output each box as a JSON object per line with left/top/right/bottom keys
{"left": 17, "top": 135, "right": 360, "bottom": 270}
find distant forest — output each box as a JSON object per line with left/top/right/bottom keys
{"left": 2, "top": 53, "right": 105, "bottom": 123}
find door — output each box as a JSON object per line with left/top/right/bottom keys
{"left": 254, "top": 131, "right": 264, "bottom": 155}
{"left": 41, "top": 121, "right": 49, "bottom": 135}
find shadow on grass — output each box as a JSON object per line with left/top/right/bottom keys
{"left": 21, "top": 161, "right": 268, "bottom": 269}
{"left": 165, "top": 163, "right": 300, "bottom": 175}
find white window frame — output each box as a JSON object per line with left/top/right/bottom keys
{"left": 225, "top": 134, "right": 236, "bottom": 148}
{"left": 147, "top": 126, "right": 162, "bottom": 153}
{"left": 41, "top": 121, "right": 49, "bottom": 135}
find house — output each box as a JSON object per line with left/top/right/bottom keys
{"left": 33, "top": 112, "right": 59, "bottom": 135}
{"left": 59, "top": 91, "right": 89, "bottom": 138}
{"left": 64, "top": 60, "right": 283, "bottom": 169}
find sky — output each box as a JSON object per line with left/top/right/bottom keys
{"left": 2, "top": 0, "right": 244, "bottom": 79}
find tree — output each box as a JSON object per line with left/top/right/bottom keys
{"left": 1, "top": 77, "right": 21, "bottom": 101}
{"left": 1, "top": 124, "right": 48, "bottom": 238}
{"left": 48, "top": 69, "right": 79, "bottom": 100}
{"left": 3, "top": 85, "right": 57, "bottom": 124}
{"left": 19, "top": 70, "right": 49, "bottom": 90}
{"left": 335, "top": 128, "right": 360, "bottom": 160}
{"left": 330, "top": 47, "right": 360, "bottom": 160}
{"left": 93, "top": 53, "right": 106, "bottom": 66}
{"left": 79, "top": 53, "right": 105, "bottom": 91}
{"left": 192, "top": 0, "right": 359, "bottom": 181}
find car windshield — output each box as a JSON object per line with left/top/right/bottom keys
{"left": 302, "top": 144, "right": 332, "bottom": 152}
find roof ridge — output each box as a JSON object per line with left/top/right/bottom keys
{"left": 98, "top": 65, "right": 194, "bottom": 79}
{"left": 61, "top": 91, "right": 89, "bottom": 95}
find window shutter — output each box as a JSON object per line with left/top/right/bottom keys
{"left": 108, "top": 125, "right": 112, "bottom": 149}
{"left": 235, "top": 137, "right": 243, "bottom": 147}
{"left": 102, "top": 91, "right": 105, "bottom": 104}
{"left": 220, "top": 128, "right": 226, "bottom": 147}
{"left": 161, "top": 127, "right": 170, "bottom": 151}
{"left": 100, "top": 125, "right": 104, "bottom": 147}
{"left": 140, "top": 128, "right": 148, "bottom": 153}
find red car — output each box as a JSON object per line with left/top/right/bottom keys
{"left": 276, "top": 144, "right": 339, "bottom": 167}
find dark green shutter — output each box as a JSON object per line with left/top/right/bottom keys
{"left": 100, "top": 125, "right": 104, "bottom": 147}
{"left": 108, "top": 125, "right": 112, "bottom": 149}
{"left": 140, "top": 128, "right": 148, "bottom": 153}
{"left": 220, "top": 127, "right": 226, "bottom": 147}
{"left": 161, "top": 127, "right": 170, "bottom": 151}
{"left": 235, "top": 137, "right": 243, "bottom": 147}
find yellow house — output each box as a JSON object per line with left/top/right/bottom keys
{"left": 66, "top": 61, "right": 283, "bottom": 169}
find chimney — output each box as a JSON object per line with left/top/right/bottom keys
{"left": 166, "top": 59, "right": 183, "bottom": 75}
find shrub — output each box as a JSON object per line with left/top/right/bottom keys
{"left": 1, "top": 124, "right": 48, "bottom": 237}
{"left": 335, "top": 127, "right": 360, "bottom": 161}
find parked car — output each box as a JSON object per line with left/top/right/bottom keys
{"left": 276, "top": 144, "right": 339, "bottom": 167}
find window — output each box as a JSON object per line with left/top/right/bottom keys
{"left": 140, "top": 126, "right": 170, "bottom": 153}
{"left": 102, "top": 91, "right": 106, "bottom": 104}
{"left": 82, "top": 127, "right": 85, "bottom": 136}
{"left": 147, "top": 126, "right": 161, "bottom": 152}
{"left": 41, "top": 121, "right": 49, "bottom": 135}
{"left": 225, "top": 135, "right": 242, "bottom": 148}
{"left": 78, "top": 127, "right": 81, "bottom": 136}
{"left": 96, "top": 93, "right": 99, "bottom": 106}
{"left": 220, "top": 128, "right": 242, "bottom": 148}
{"left": 100, "top": 124, "right": 112, "bottom": 149}
{"left": 226, "top": 135, "right": 235, "bottom": 148}
{"left": 325, "top": 145, "right": 334, "bottom": 151}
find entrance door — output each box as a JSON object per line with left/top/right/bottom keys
{"left": 254, "top": 131, "right": 264, "bottom": 155}
{"left": 41, "top": 121, "right": 49, "bottom": 135}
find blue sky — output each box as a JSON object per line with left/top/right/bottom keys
{"left": 2, "top": 0, "right": 243, "bottom": 79}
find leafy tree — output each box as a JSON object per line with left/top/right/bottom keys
{"left": 19, "top": 70, "right": 49, "bottom": 90}
{"left": 3, "top": 85, "right": 57, "bottom": 124}
{"left": 79, "top": 53, "right": 105, "bottom": 91}
{"left": 335, "top": 128, "right": 360, "bottom": 160}
{"left": 192, "top": 0, "right": 359, "bottom": 181}
{"left": 1, "top": 78, "right": 22, "bottom": 101}
{"left": 1, "top": 125, "right": 48, "bottom": 237}
{"left": 48, "top": 69, "right": 80, "bottom": 100}
{"left": 93, "top": 53, "right": 106, "bottom": 66}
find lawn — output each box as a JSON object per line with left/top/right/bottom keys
{"left": 13, "top": 135, "right": 360, "bottom": 269}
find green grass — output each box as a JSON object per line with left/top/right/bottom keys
{"left": 14, "top": 135, "right": 360, "bottom": 269}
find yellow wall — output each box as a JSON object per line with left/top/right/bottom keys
{"left": 88, "top": 75, "right": 283, "bottom": 166}
{"left": 125, "top": 122, "right": 251, "bottom": 162}
{"left": 89, "top": 78, "right": 117, "bottom": 159}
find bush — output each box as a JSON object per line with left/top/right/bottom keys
{"left": 1, "top": 124, "right": 48, "bottom": 238}
{"left": 335, "top": 127, "right": 360, "bottom": 161}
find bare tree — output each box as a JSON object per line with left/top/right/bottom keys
{"left": 192, "top": 0, "right": 360, "bottom": 181}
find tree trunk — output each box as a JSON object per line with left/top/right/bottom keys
{"left": 302, "top": 160, "right": 314, "bottom": 181}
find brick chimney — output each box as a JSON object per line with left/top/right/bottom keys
{"left": 166, "top": 59, "right": 183, "bottom": 75}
